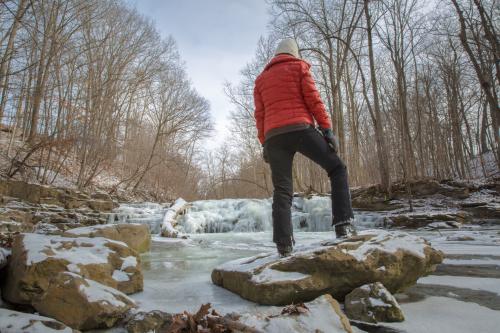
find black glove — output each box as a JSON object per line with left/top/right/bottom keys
{"left": 262, "top": 144, "right": 269, "bottom": 163}
{"left": 319, "top": 127, "right": 339, "bottom": 154}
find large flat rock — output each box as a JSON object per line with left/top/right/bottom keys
{"left": 212, "top": 230, "right": 443, "bottom": 305}
{"left": 64, "top": 223, "right": 151, "bottom": 253}
{"left": 2, "top": 233, "right": 142, "bottom": 305}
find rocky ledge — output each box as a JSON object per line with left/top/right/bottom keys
{"left": 212, "top": 230, "right": 443, "bottom": 305}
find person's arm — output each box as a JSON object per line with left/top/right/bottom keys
{"left": 300, "top": 62, "right": 332, "bottom": 129}
{"left": 253, "top": 85, "right": 265, "bottom": 144}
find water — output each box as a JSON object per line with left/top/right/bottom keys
{"left": 131, "top": 231, "right": 334, "bottom": 314}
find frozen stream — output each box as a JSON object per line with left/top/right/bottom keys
{"left": 110, "top": 201, "right": 500, "bottom": 332}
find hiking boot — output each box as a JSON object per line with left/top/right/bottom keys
{"left": 335, "top": 221, "right": 357, "bottom": 239}
{"left": 277, "top": 244, "right": 293, "bottom": 258}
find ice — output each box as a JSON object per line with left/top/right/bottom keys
{"left": 385, "top": 296, "right": 500, "bottom": 333}
{"left": 418, "top": 275, "right": 500, "bottom": 296}
{"left": 443, "top": 258, "right": 500, "bottom": 266}
{"left": 108, "top": 197, "right": 384, "bottom": 236}
{"left": 107, "top": 202, "right": 168, "bottom": 233}
{"left": 176, "top": 198, "right": 272, "bottom": 233}
{"left": 175, "top": 196, "right": 384, "bottom": 234}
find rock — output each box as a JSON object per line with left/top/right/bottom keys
{"left": 2, "top": 233, "right": 142, "bottom": 305}
{"left": 391, "top": 179, "right": 470, "bottom": 199}
{"left": 87, "top": 199, "right": 116, "bottom": 212}
{"left": 426, "top": 221, "right": 461, "bottom": 229}
{"left": 212, "top": 230, "right": 443, "bottom": 305}
{"left": 0, "top": 220, "right": 33, "bottom": 233}
{"left": 0, "top": 179, "right": 117, "bottom": 212}
{"left": 34, "top": 272, "right": 136, "bottom": 330}
{"left": 387, "top": 211, "right": 471, "bottom": 229}
{"left": 0, "top": 207, "right": 33, "bottom": 224}
{"left": 344, "top": 282, "right": 404, "bottom": 323}
{"left": 446, "top": 235, "right": 475, "bottom": 241}
{"left": 0, "top": 308, "right": 79, "bottom": 333}
{"left": 239, "top": 295, "right": 352, "bottom": 333}
{"left": 34, "top": 222, "right": 63, "bottom": 235}
{"left": 64, "top": 223, "right": 150, "bottom": 253}
{"left": 125, "top": 310, "right": 174, "bottom": 333}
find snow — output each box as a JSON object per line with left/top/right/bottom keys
{"left": 386, "top": 296, "right": 500, "bottom": 333}
{"left": 66, "top": 263, "right": 81, "bottom": 274}
{"left": 251, "top": 266, "right": 311, "bottom": 284}
{"left": 65, "top": 223, "right": 117, "bottom": 235}
{"left": 112, "top": 270, "right": 130, "bottom": 282}
{"left": 239, "top": 295, "right": 348, "bottom": 333}
{"left": 23, "top": 233, "right": 128, "bottom": 266}
{"left": 368, "top": 297, "right": 391, "bottom": 307}
{"left": 121, "top": 255, "right": 138, "bottom": 270}
{"left": 161, "top": 198, "right": 188, "bottom": 236}
{"left": 418, "top": 275, "right": 500, "bottom": 296}
{"left": 76, "top": 273, "right": 132, "bottom": 307}
{"left": 345, "top": 230, "right": 428, "bottom": 261}
{"left": 0, "top": 308, "right": 74, "bottom": 333}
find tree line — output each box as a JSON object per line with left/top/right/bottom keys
{"left": 205, "top": 0, "right": 499, "bottom": 199}
{"left": 0, "top": 0, "right": 212, "bottom": 200}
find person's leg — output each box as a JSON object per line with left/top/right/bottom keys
{"left": 297, "top": 128, "right": 354, "bottom": 225}
{"left": 265, "top": 134, "right": 296, "bottom": 247}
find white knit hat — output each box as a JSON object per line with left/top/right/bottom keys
{"left": 275, "top": 38, "right": 299, "bottom": 58}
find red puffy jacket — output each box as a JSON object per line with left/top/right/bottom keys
{"left": 253, "top": 54, "right": 331, "bottom": 144}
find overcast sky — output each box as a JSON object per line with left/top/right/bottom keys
{"left": 132, "top": 0, "right": 270, "bottom": 148}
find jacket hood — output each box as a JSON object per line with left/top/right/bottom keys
{"left": 264, "top": 54, "right": 309, "bottom": 71}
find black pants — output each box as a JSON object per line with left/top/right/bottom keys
{"left": 265, "top": 127, "right": 354, "bottom": 246}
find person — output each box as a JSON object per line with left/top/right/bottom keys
{"left": 253, "top": 38, "right": 357, "bottom": 257}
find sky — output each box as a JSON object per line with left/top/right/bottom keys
{"left": 132, "top": 0, "right": 270, "bottom": 148}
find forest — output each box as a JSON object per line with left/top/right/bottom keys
{"left": 0, "top": 0, "right": 498, "bottom": 200}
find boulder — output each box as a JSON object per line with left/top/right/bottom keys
{"left": 2, "top": 233, "right": 142, "bottom": 305}
{"left": 344, "top": 282, "right": 404, "bottom": 323}
{"left": 125, "top": 310, "right": 174, "bottom": 333}
{"left": 0, "top": 308, "right": 79, "bottom": 333}
{"left": 239, "top": 294, "right": 352, "bottom": 333}
{"left": 64, "top": 223, "right": 150, "bottom": 253}
{"left": 212, "top": 230, "right": 443, "bottom": 305}
{"left": 33, "top": 272, "right": 136, "bottom": 331}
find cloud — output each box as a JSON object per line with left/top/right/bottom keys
{"left": 133, "top": 0, "right": 269, "bottom": 149}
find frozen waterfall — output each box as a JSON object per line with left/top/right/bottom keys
{"left": 108, "top": 196, "right": 385, "bottom": 234}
